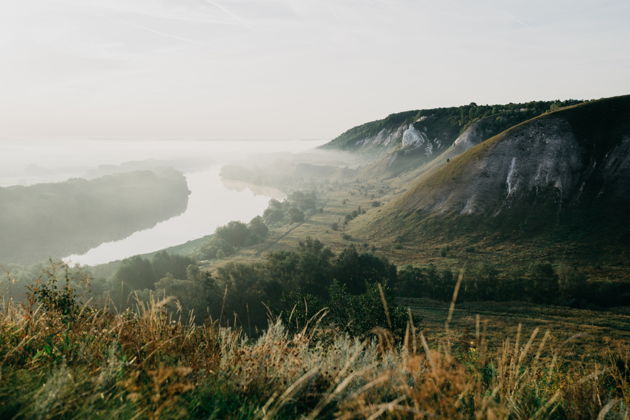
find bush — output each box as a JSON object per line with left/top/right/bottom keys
{"left": 199, "top": 217, "right": 269, "bottom": 261}
{"left": 216, "top": 221, "right": 252, "bottom": 248}
{"left": 287, "top": 191, "right": 317, "bottom": 212}
{"left": 527, "top": 263, "right": 559, "bottom": 304}
{"left": 334, "top": 245, "right": 397, "bottom": 294}
{"left": 112, "top": 256, "right": 156, "bottom": 296}
{"left": 557, "top": 263, "right": 589, "bottom": 306}
{"left": 28, "top": 263, "right": 81, "bottom": 323}
{"left": 262, "top": 191, "right": 319, "bottom": 226}
{"left": 327, "top": 281, "right": 407, "bottom": 335}
{"left": 288, "top": 207, "right": 305, "bottom": 223}
{"left": 248, "top": 216, "right": 268, "bottom": 241}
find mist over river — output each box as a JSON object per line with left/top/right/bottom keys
{"left": 0, "top": 139, "right": 324, "bottom": 265}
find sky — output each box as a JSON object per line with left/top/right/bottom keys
{"left": 1, "top": 0, "right": 629, "bottom": 141}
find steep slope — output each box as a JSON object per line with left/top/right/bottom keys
{"left": 323, "top": 100, "right": 581, "bottom": 177}
{"left": 366, "top": 115, "right": 505, "bottom": 178}
{"left": 365, "top": 95, "right": 630, "bottom": 243}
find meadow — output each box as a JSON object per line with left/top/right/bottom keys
{"left": 0, "top": 270, "right": 628, "bottom": 419}
{"left": 2, "top": 152, "right": 629, "bottom": 419}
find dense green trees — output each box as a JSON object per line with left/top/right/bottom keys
{"left": 113, "top": 256, "right": 156, "bottom": 292}
{"left": 109, "top": 252, "right": 196, "bottom": 307}
{"left": 3, "top": 226, "right": 628, "bottom": 342}
{"left": 333, "top": 246, "right": 396, "bottom": 294}
{"left": 95, "top": 238, "right": 406, "bottom": 335}
{"left": 556, "top": 264, "right": 590, "bottom": 306}
{"left": 247, "top": 216, "right": 269, "bottom": 240}
{"left": 198, "top": 192, "right": 320, "bottom": 261}
{"left": 263, "top": 191, "right": 318, "bottom": 226}
{"left": 198, "top": 217, "right": 270, "bottom": 260}
{"left": 527, "top": 263, "right": 559, "bottom": 304}
{"left": 396, "top": 261, "right": 630, "bottom": 308}
{"left": 397, "top": 264, "right": 455, "bottom": 300}
{"left": 154, "top": 265, "right": 220, "bottom": 321}
{"left": 209, "top": 240, "right": 405, "bottom": 334}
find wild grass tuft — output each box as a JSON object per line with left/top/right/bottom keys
{"left": 0, "top": 285, "right": 627, "bottom": 419}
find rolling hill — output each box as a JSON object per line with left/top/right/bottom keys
{"left": 355, "top": 95, "right": 630, "bottom": 250}
{"left": 322, "top": 99, "right": 581, "bottom": 177}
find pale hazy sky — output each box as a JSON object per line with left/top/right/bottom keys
{"left": 1, "top": 0, "right": 629, "bottom": 141}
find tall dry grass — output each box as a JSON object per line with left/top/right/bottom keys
{"left": 0, "top": 289, "right": 628, "bottom": 419}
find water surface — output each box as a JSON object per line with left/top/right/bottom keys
{"left": 0, "top": 139, "right": 323, "bottom": 265}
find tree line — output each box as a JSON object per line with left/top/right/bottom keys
{"left": 3, "top": 234, "right": 628, "bottom": 339}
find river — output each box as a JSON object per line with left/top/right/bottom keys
{"left": 0, "top": 139, "right": 324, "bottom": 265}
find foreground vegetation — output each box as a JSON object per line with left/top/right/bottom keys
{"left": 0, "top": 269, "right": 628, "bottom": 419}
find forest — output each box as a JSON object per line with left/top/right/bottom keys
{"left": 0, "top": 169, "right": 189, "bottom": 264}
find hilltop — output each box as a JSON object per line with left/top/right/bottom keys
{"left": 322, "top": 99, "right": 581, "bottom": 176}
{"left": 361, "top": 96, "right": 629, "bottom": 228}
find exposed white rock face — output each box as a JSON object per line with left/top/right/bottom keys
{"left": 402, "top": 125, "right": 428, "bottom": 148}
{"left": 506, "top": 157, "right": 518, "bottom": 196}
{"left": 405, "top": 116, "right": 587, "bottom": 215}
{"left": 410, "top": 118, "right": 495, "bottom": 176}
{"left": 355, "top": 125, "right": 406, "bottom": 149}
{"left": 469, "top": 117, "right": 582, "bottom": 209}
{"left": 433, "top": 119, "right": 493, "bottom": 163}
{"left": 400, "top": 124, "right": 441, "bottom": 158}
{"left": 452, "top": 121, "right": 486, "bottom": 152}
{"left": 602, "top": 136, "right": 630, "bottom": 200}
{"left": 460, "top": 195, "right": 478, "bottom": 215}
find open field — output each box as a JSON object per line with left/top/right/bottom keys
{"left": 204, "top": 175, "right": 630, "bottom": 284}
{"left": 403, "top": 297, "right": 630, "bottom": 358}
{"left": 1, "top": 292, "right": 628, "bottom": 419}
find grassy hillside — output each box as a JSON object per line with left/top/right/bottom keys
{"left": 357, "top": 95, "right": 630, "bottom": 254}
{"left": 322, "top": 100, "right": 581, "bottom": 153}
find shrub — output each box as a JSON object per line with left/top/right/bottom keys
{"left": 527, "top": 263, "right": 559, "bottom": 304}
{"left": 262, "top": 192, "right": 319, "bottom": 226}
{"left": 327, "top": 281, "right": 407, "bottom": 335}
{"left": 199, "top": 217, "right": 269, "bottom": 261}
{"left": 28, "top": 262, "right": 81, "bottom": 323}
{"left": 288, "top": 207, "right": 305, "bottom": 223}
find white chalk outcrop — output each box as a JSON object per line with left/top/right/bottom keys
{"left": 402, "top": 109, "right": 629, "bottom": 218}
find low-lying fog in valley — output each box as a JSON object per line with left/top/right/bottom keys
{"left": 3, "top": 1, "right": 629, "bottom": 417}
{"left": 0, "top": 139, "right": 325, "bottom": 265}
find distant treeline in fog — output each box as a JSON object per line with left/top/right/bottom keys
{"left": 0, "top": 169, "right": 189, "bottom": 264}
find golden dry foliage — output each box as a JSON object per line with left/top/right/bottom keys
{"left": 0, "top": 292, "right": 628, "bottom": 419}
